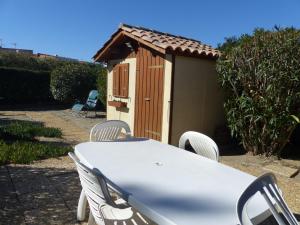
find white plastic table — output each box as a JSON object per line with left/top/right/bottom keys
{"left": 74, "top": 138, "right": 270, "bottom": 225}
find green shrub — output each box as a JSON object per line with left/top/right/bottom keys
{"left": 0, "top": 121, "right": 62, "bottom": 141}
{"left": 217, "top": 28, "right": 300, "bottom": 156}
{"left": 0, "top": 140, "right": 72, "bottom": 165}
{"left": 0, "top": 67, "right": 52, "bottom": 103}
{"left": 96, "top": 66, "right": 107, "bottom": 107}
{"left": 50, "top": 63, "right": 97, "bottom": 103}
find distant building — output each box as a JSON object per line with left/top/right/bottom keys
{"left": 36, "top": 53, "right": 79, "bottom": 62}
{"left": 0, "top": 47, "right": 33, "bottom": 54}
{"left": 0, "top": 47, "right": 80, "bottom": 62}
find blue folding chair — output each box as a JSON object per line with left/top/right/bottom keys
{"left": 72, "top": 90, "right": 99, "bottom": 117}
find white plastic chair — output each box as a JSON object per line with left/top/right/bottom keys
{"left": 69, "top": 152, "right": 150, "bottom": 225}
{"left": 236, "top": 173, "right": 298, "bottom": 225}
{"left": 90, "top": 120, "right": 131, "bottom": 142}
{"left": 76, "top": 120, "right": 132, "bottom": 221}
{"left": 178, "top": 131, "right": 219, "bottom": 161}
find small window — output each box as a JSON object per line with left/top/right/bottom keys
{"left": 113, "top": 63, "right": 129, "bottom": 98}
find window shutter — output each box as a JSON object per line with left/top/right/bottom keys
{"left": 120, "top": 63, "right": 129, "bottom": 97}
{"left": 112, "top": 63, "right": 129, "bottom": 98}
{"left": 113, "top": 66, "right": 120, "bottom": 96}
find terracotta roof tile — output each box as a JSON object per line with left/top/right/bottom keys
{"left": 120, "top": 24, "right": 220, "bottom": 58}
{"left": 93, "top": 23, "right": 220, "bottom": 61}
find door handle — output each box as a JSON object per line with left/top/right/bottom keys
{"left": 144, "top": 98, "right": 151, "bottom": 101}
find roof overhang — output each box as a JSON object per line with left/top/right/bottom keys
{"left": 93, "top": 24, "right": 220, "bottom": 62}
{"left": 93, "top": 30, "right": 167, "bottom": 62}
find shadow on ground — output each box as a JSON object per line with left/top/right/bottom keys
{"left": 0, "top": 103, "right": 106, "bottom": 114}
{"left": 0, "top": 117, "right": 43, "bottom": 126}
{"left": 0, "top": 103, "right": 69, "bottom": 112}
{"left": 0, "top": 165, "right": 83, "bottom": 225}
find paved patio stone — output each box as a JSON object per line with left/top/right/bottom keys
{"left": 24, "top": 207, "right": 79, "bottom": 225}
{"left": 5, "top": 163, "right": 83, "bottom": 225}
{"left": 263, "top": 164, "right": 299, "bottom": 178}
{"left": 221, "top": 155, "right": 300, "bottom": 215}
{"left": 0, "top": 166, "right": 26, "bottom": 225}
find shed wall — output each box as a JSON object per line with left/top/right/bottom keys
{"left": 161, "top": 54, "right": 173, "bottom": 143}
{"left": 170, "top": 56, "right": 224, "bottom": 145}
{"left": 107, "top": 58, "right": 137, "bottom": 132}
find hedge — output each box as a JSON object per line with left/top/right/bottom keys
{"left": 0, "top": 51, "right": 107, "bottom": 106}
{"left": 96, "top": 66, "right": 107, "bottom": 108}
{"left": 217, "top": 28, "right": 300, "bottom": 156}
{"left": 0, "top": 67, "right": 52, "bottom": 103}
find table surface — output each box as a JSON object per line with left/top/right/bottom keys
{"left": 75, "top": 138, "right": 269, "bottom": 225}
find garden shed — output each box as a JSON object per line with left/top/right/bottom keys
{"left": 93, "top": 24, "right": 224, "bottom": 145}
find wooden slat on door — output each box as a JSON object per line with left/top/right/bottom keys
{"left": 134, "top": 46, "right": 164, "bottom": 141}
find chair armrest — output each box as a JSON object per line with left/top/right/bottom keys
{"left": 114, "top": 198, "right": 130, "bottom": 209}
{"left": 93, "top": 168, "right": 130, "bottom": 209}
{"left": 108, "top": 185, "right": 130, "bottom": 209}
{"left": 125, "top": 132, "right": 132, "bottom": 139}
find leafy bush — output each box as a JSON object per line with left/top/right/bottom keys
{"left": 96, "top": 66, "right": 107, "bottom": 108}
{"left": 0, "top": 67, "right": 52, "bottom": 103}
{"left": 50, "top": 63, "right": 97, "bottom": 103}
{"left": 0, "top": 140, "right": 72, "bottom": 165}
{"left": 217, "top": 28, "right": 300, "bottom": 156}
{"left": 0, "top": 121, "right": 62, "bottom": 141}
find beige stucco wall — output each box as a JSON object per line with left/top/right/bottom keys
{"left": 161, "top": 54, "right": 173, "bottom": 144}
{"left": 170, "top": 56, "right": 225, "bottom": 145}
{"left": 106, "top": 58, "right": 137, "bottom": 133}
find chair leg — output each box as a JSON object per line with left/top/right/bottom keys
{"left": 88, "top": 211, "right": 105, "bottom": 225}
{"left": 87, "top": 211, "right": 96, "bottom": 225}
{"left": 77, "top": 189, "right": 87, "bottom": 221}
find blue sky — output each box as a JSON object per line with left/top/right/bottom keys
{"left": 1, "top": 0, "right": 300, "bottom": 61}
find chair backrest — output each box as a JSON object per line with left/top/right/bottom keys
{"left": 86, "top": 90, "right": 99, "bottom": 109}
{"left": 90, "top": 120, "right": 131, "bottom": 142}
{"left": 178, "top": 131, "right": 219, "bottom": 161}
{"left": 69, "top": 152, "right": 117, "bottom": 225}
{"left": 237, "top": 173, "right": 298, "bottom": 225}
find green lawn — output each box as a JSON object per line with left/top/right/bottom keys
{"left": 0, "top": 120, "right": 72, "bottom": 164}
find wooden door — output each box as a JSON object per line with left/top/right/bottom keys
{"left": 134, "top": 46, "right": 164, "bottom": 141}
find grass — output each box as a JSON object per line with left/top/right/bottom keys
{"left": 0, "top": 121, "right": 62, "bottom": 141}
{"left": 0, "top": 120, "right": 72, "bottom": 165}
